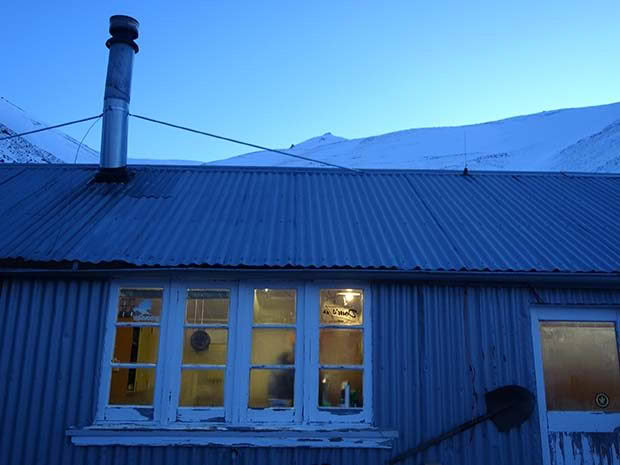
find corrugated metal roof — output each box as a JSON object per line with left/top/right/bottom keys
{"left": 1, "top": 164, "right": 620, "bottom": 273}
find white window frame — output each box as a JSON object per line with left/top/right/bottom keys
{"left": 306, "top": 282, "right": 373, "bottom": 424}
{"left": 95, "top": 279, "right": 373, "bottom": 429}
{"left": 531, "top": 306, "right": 620, "bottom": 465}
{"left": 96, "top": 280, "right": 172, "bottom": 423}
{"left": 169, "top": 280, "right": 240, "bottom": 424}
{"left": 237, "top": 281, "right": 305, "bottom": 424}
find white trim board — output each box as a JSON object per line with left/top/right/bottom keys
{"left": 67, "top": 428, "right": 398, "bottom": 448}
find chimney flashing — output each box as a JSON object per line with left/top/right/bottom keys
{"left": 93, "top": 167, "right": 135, "bottom": 183}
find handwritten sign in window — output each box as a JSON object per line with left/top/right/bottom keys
{"left": 320, "top": 289, "right": 363, "bottom": 326}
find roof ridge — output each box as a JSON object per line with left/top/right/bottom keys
{"left": 2, "top": 163, "right": 620, "bottom": 177}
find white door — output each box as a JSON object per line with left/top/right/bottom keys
{"left": 531, "top": 307, "right": 620, "bottom": 465}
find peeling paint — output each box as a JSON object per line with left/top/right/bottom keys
{"left": 319, "top": 409, "right": 362, "bottom": 416}
{"left": 549, "top": 432, "right": 620, "bottom": 465}
{"left": 135, "top": 408, "right": 153, "bottom": 418}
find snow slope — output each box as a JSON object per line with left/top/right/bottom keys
{"left": 4, "top": 96, "right": 620, "bottom": 172}
{"left": 0, "top": 97, "right": 202, "bottom": 165}
{"left": 213, "top": 102, "right": 620, "bottom": 172}
{"left": 0, "top": 97, "right": 99, "bottom": 164}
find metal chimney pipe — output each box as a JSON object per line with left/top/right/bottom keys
{"left": 97, "top": 15, "right": 139, "bottom": 181}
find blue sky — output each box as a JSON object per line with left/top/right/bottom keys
{"left": 2, "top": 1, "right": 619, "bottom": 162}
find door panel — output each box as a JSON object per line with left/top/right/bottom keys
{"left": 531, "top": 308, "right": 620, "bottom": 465}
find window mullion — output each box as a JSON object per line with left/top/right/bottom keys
{"left": 96, "top": 282, "right": 121, "bottom": 422}
{"left": 223, "top": 282, "right": 240, "bottom": 423}
{"left": 161, "top": 282, "right": 184, "bottom": 425}
{"left": 293, "top": 284, "right": 304, "bottom": 423}
{"left": 363, "top": 285, "right": 373, "bottom": 423}
{"left": 233, "top": 282, "right": 252, "bottom": 424}
{"left": 304, "top": 283, "right": 319, "bottom": 422}
{"left": 152, "top": 283, "right": 170, "bottom": 424}
{"left": 616, "top": 310, "right": 620, "bottom": 356}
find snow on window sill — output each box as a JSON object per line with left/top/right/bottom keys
{"left": 66, "top": 425, "right": 398, "bottom": 448}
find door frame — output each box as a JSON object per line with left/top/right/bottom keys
{"left": 530, "top": 306, "right": 620, "bottom": 465}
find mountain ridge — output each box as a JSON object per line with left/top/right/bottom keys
{"left": 213, "top": 101, "right": 620, "bottom": 172}
{"left": 0, "top": 97, "right": 201, "bottom": 165}
{"left": 3, "top": 95, "right": 620, "bottom": 172}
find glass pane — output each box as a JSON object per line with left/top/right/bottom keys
{"left": 179, "top": 369, "right": 225, "bottom": 407}
{"left": 109, "top": 368, "right": 155, "bottom": 405}
{"left": 249, "top": 368, "right": 294, "bottom": 408}
{"left": 113, "top": 327, "right": 160, "bottom": 364}
{"left": 186, "top": 289, "right": 229, "bottom": 324}
{"left": 182, "top": 329, "right": 228, "bottom": 365}
{"left": 251, "top": 329, "right": 295, "bottom": 365}
{"left": 320, "top": 289, "right": 363, "bottom": 326}
{"left": 320, "top": 329, "right": 363, "bottom": 365}
{"left": 319, "top": 369, "right": 363, "bottom": 408}
{"left": 540, "top": 321, "right": 620, "bottom": 411}
{"left": 253, "top": 289, "right": 296, "bottom": 324}
{"left": 117, "top": 288, "right": 162, "bottom": 323}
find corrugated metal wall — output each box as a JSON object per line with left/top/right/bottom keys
{"left": 1, "top": 276, "right": 619, "bottom": 465}
{"left": 373, "top": 283, "right": 541, "bottom": 465}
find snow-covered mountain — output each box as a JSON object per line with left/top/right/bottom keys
{"left": 0, "top": 97, "right": 201, "bottom": 165}
{"left": 0, "top": 97, "right": 99, "bottom": 164}
{"left": 3, "top": 95, "right": 620, "bottom": 172}
{"left": 213, "top": 102, "right": 620, "bottom": 172}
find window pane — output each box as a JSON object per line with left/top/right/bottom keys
{"left": 117, "top": 288, "right": 162, "bottom": 323}
{"left": 320, "top": 329, "right": 363, "bottom": 365}
{"left": 186, "top": 289, "right": 229, "bottom": 324}
{"left": 249, "top": 368, "right": 294, "bottom": 408}
{"left": 319, "top": 369, "right": 363, "bottom": 408}
{"left": 109, "top": 368, "right": 155, "bottom": 405}
{"left": 540, "top": 321, "right": 620, "bottom": 411}
{"left": 251, "top": 329, "right": 295, "bottom": 365}
{"left": 179, "top": 369, "right": 225, "bottom": 407}
{"left": 113, "top": 327, "right": 160, "bottom": 364}
{"left": 182, "top": 329, "right": 228, "bottom": 365}
{"left": 253, "top": 289, "right": 296, "bottom": 324}
{"left": 320, "top": 289, "right": 363, "bottom": 326}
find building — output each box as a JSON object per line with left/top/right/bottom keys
{"left": 1, "top": 15, "right": 620, "bottom": 465}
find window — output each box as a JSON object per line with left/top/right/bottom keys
{"left": 99, "top": 287, "right": 165, "bottom": 422}
{"left": 177, "top": 289, "right": 231, "bottom": 421}
{"left": 96, "top": 281, "right": 372, "bottom": 428}
{"left": 315, "top": 289, "right": 366, "bottom": 422}
{"left": 531, "top": 307, "right": 620, "bottom": 436}
{"left": 540, "top": 321, "right": 620, "bottom": 412}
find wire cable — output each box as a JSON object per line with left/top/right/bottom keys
{"left": 74, "top": 115, "right": 102, "bottom": 163}
{"left": 0, "top": 114, "right": 103, "bottom": 141}
{"left": 130, "top": 113, "right": 360, "bottom": 172}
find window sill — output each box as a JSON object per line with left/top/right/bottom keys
{"left": 66, "top": 425, "right": 398, "bottom": 448}
{"left": 547, "top": 411, "right": 620, "bottom": 432}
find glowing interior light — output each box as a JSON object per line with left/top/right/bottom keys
{"left": 338, "top": 290, "right": 360, "bottom": 306}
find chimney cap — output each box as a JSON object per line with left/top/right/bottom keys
{"left": 106, "top": 15, "right": 140, "bottom": 52}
